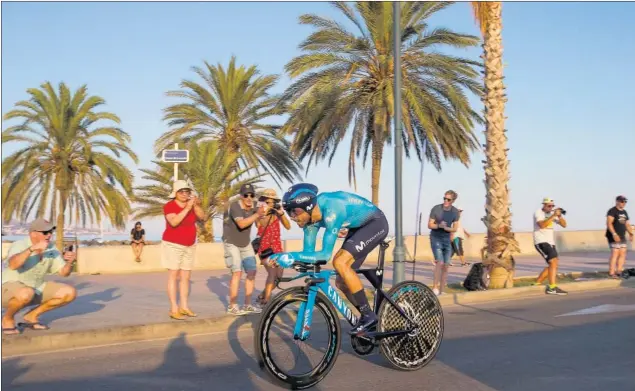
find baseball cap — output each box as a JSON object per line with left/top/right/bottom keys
{"left": 616, "top": 195, "right": 628, "bottom": 202}
{"left": 168, "top": 180, "right": 192, "bottom": 198}
{"left": 29, "top": 218, "right": 56, "bottom": 232}
{"left": 542, "top": 197, "right": 555, "bottom": 205}
{"left": 240, "top": 183, "right": 256, "bottom": 196}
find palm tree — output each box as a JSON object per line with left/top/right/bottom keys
{"left": 471, "top": 2, "right": 520, "bottom": 288}
{"left": 133, "top": 139, "right": 267, "bottom": 242}
{"left": 280, "top": 1, "right": 484, "bottom": 204}
{"left": 2, "top": 82, "right": 138, "bottom": 250}
{"left": 155, "top": 56, "right": 302, "bottom": 187}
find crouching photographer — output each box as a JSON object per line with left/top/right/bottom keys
{"left": 254, "top": 189, "right": 291, "bottom": 306}
{"left": 533, "top": 198, "right": 568, "bottom": 295}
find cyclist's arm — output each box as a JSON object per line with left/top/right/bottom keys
{"left": 302, "top": 224, "right": 319, "bottom": 252}
{"left": 288, "top": 214, "right": 344, "bottom": 263}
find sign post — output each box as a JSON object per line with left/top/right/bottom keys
{"left": 161, "top": 143, "right": 189, "bottom": 181}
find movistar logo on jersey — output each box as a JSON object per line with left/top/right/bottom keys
{"left": 354, "top": 229, "right": 386, "bottom": 252}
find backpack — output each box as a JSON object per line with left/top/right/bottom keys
{"left": 463, "top": 262, "right": 488, "bottom": 291}
{"left": 621, "top": 268, "right": 635, "bottom": 279}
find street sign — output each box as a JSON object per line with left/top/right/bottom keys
{"left": 162, "top": 149, "right": 189, "bottom": 163}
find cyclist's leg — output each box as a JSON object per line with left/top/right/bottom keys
{"left": 337, "top": 212, "right": 389, "bottom": 334}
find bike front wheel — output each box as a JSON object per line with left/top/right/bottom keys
{"left": 255, "top": 286, "right": 341, "bottom": 390}
{"left": 377, "top": 281, "right": 444, "bottom": 370}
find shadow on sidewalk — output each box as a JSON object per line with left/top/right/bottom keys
{"left": 206, "top": 274, "right": 230, "bottom": 308}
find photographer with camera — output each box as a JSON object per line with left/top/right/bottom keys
{"left": 254, "top": 189, "right": 291, "bottom": 306}
{"left": 533, "top": 198, "right": 568, "bottom": 295}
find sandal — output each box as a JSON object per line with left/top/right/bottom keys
{"left": 169, "top": 312, "right": 186, "bottom": 320}
{"left": 179, "top": 308, "right": 197, "bottom": 317}
{"left": 18, "top": 321, "right": 49, "bottom": 331}
{"left": 2, "top": 327, "right": 20, "bottom": 335}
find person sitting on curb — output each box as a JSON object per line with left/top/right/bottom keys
{"left": 1, "top": 218, "right": 77, "bottom": 335}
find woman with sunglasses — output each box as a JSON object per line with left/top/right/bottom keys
{"left": 254, "top": 189, "right": 291, "bottom": 306}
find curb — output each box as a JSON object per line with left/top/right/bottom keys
{"left": 3, "top": 278, "right": 634, "bottom": 357}
{"left": 438, "top": 276, "right": 635, "bottom": 306}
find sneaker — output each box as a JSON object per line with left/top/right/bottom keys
{"left": 545, "top": 286, "right": 568, "bottom": 295}
{"left": 227, "top": 304, "right": 246, "bottom": 316}
{"left": 242, "top": 304, "right": 262, "bottom": 314}
{"left": 349, "top": 312, "right": 378, "bottom": 335}
{"left": 432, "top": 288, "right": 440, "bottom": 296}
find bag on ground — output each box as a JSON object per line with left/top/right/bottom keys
{"left": 464, "top": 262, "right": 487, "bottom": 291}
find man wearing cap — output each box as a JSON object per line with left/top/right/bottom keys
{"left": 533, "top": 197, "right": 568, "bottom": 295}
{"left": 222, "top": 183, "right": 266, "bottom": 315}
{"left": 1, "top": 218, "right": 77, "bottom": 335}
{"left": 606, "top": 195, "right": 632, "bottom": 278}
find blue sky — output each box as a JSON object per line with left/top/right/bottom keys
{"left": 2, "top": 2, "right": 634, "bottom": 240}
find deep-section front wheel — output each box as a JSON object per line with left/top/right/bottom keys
{"left": 377, "top": 281, "right": 444, "bottom": 370}
{"left": 255, "top": 286, "right": 341, "bottom": 390}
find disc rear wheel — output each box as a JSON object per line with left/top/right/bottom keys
{"left": 377, "top": 281, "right": 444, "bottom": 370}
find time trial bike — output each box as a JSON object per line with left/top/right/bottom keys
{"left": 254, "top": 236, "right": 444, "bottom": 390}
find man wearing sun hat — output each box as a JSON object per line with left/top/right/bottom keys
{"left": 533, "top": 197, "right": 568, "bottom": 295}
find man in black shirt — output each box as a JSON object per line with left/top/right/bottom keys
{"left": 606, "top": 195, "right": 633, "bottom": 278}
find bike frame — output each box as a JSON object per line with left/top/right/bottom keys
{"left": 277, "top": 241, "right": 418, "bottom": 341}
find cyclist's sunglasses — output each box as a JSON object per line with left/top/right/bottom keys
{"left": 243, "top": 193, "right": 255, "bottom": 199}
{"left": 443, "top": 197, "right": 454, "bottom": 202}
{"left": 39, "top": 229, "right": 55, "bottom": 236}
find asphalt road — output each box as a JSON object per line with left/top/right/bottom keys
{"left": 3, "top": 287, "right": 635, "bottom": 391}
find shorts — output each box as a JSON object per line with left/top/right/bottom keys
{"left": 451, "top": 237, "right": 464, "bottom": 256}
{"left": 223, "top": 242, "right": 257, "bottom": 273}
{"left": 609, "top": 242, "right": 628, "bottom": 249}
{"left": 430, "top": 235, "right": 452, "bottom": 264}
{"left": 161, "top": 240, "right": 195, "bottom": 270}
{"left": 1, "top": 281, "right": 67, "bottom": 307}
{"left": 535, "top": 242, "right": 558, "bottom": 263}
{"left": 340, "top": 211, "right": 389, "bottom": 269}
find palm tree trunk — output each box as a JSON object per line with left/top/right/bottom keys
{"left": 370, "top": 137, "right": 383, "bottom": 206}
{"left": 481, "top": 2, "right": 520, "bottom": 288}
{"left": 196, "top": 219, "right": 215, "bottom": 243}
{"left": 56, "top": 190, "right": 67, "bottom": 251}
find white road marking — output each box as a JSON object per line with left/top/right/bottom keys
{"left": 555, "top": 304, "right": 635, "bottom": 317}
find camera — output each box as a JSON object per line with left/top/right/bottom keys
{"left": 555, "top": 207, "right": 567, "bottom": 215}
{"left": 267, "top": 201, "right": 282, "bottom": 215}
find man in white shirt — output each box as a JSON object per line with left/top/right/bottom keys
{"left": 533, "top": 197, "right": 568, "bottom": 295}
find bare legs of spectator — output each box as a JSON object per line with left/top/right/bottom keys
{"left": 244, "top": 270, "right": 257, "bottom": 305}
{"left": 167, "top": 269, "right": 195, "bottom": 319}
{"left": 229, "top": 271, "right": 242, "bottom": 307}
{"left": 432, "top": 261, "right": 449, "bottom": 294}
{"left": 2, "top": 285, "right": 76, "bottom": 334}
{"left": 535, "top": 257, "right": 558, "bottom": 286}
{"left": 132, "top": 243, "right": 144, "bottom": 262}
{"left": 259, "top": 264, "right": 283, "bottom": 304}
{"left": 609, "top": 247, "right": 627, "bottom": 277}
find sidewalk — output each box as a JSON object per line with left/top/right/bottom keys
{"left": 1, "top": 251, "right": 620, "bottom": 335}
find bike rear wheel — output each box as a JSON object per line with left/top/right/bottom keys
{"left": 255, "top": 286, "right": 341, "bottom": 390}
{"left": 377, "top": 281, "right": 444, "bottom": 370}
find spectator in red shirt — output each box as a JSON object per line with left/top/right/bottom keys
{"left": 254, "top": 188, "right": 291, "bottom": 306}
{"left": 162, "top": 180, "right": 205, "bottom": 320}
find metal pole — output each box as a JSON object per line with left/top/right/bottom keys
{"left": 392, "top": 1, "right": 406, "bottom": 285}
{"left": 174, "top": 143, "right": 178, "bottom": 181}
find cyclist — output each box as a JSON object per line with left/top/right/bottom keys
{"left": 267, "top": 183, "right": 389, "bottom": 335}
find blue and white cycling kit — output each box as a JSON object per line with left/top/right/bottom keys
{"left": 271, "top": 191, "right": 389, "bottom": 268}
